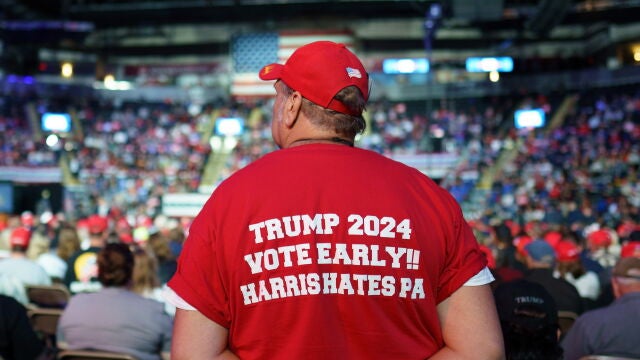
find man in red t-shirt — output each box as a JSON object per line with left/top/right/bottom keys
{"left": 167, "top": 41, "right": 504, "bottom": 360}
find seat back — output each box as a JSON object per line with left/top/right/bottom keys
{"left": 28, "top": 308, "right": 63, "bottom": 336}
{"left": 57, "top": 349, "right": 138, "bottom": 360}
{"left": 25, "top": 284, "right": 71, "bottom": 308}
{"left": 28, "top": 307, "right": 63, "bottom": 348}
{"left": 558, "top": 310, "right": 578, "bottom": 338}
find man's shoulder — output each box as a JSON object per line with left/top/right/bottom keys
{"left": 215, "top": 145, "right": 436, "bottom": 194}
{"left": 574, "top": 304, "right": 617, "bottom": 327}
{"left": 116, "top": 290, "right": 169, "bottom": 317}
{"left": 1, "top": 257, "right": 39, "bottom": 268}
{"left": 66, "top": 290, "right": 99, "bottom": 306}
{"left": 0, "top": 293, "right": 22, "bottom": 309}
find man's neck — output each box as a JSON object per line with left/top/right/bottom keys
{"left": 287, "top": 136, "right": 354, "bottom": 148}
{"left": 10, "top": 252, "right": 27, "bottom": 259}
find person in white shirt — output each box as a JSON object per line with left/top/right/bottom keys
{"left": 37, "top": 225, "right": 82, "bottom": 282}
{"left": 554, "top": 239, "right": 601, "bottom": 305}
{"left": 0, "top": 227, "right": 52, "bottom": 288}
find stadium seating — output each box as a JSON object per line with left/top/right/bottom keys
{"left": 26, "top": 284, "right": 71, "bottom": 309}
{"left": 28, "top": 307, "right": 63, "bottom": 348}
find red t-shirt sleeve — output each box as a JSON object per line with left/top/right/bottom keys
{"left": 435, "top": 191, "right": 487, "bottom": 304}
{"left": 168, "top": 202, "right": 231, "bottom": 328}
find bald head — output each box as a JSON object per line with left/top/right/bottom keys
{"left": 612, "top": 257, "right": 640, "bottom": 298}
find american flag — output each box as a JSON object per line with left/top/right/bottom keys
{"left": 231, "top": 30, "right": 355, "bottom": 99}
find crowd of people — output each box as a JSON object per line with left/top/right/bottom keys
{"left": 0, "top": 210, "right": 178, "bottom": 359}
{"left": 1, "top": 84, "right": 539, "bottom": 220}
{"left": 0, "top": 71, "right": 639, "bottom": 358}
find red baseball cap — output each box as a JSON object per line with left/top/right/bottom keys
{"left": 119, "top": 233, "right": 134, "bottom": 244}
{"left": 259, "top": 41, "right": 369, "bottom": 116}
{"left": 504, "top": 220, "right": 521, "bottom": 237}
{"left": 87, "top": 215, "right": 108, "bottom": 234}
{"left": 621, "top": 242, "right": 640, "bottom": 259}
{"left": 555, "top": 240, "right": 580, "bottom": 262}
{"left": 10, "top": 227, "right": 31, "bottom": 248}
{"left": 587, "top": 229, "right": 612, "bottom": 248}
{"left": 617, "top": 221, "right": 637, "bottom": 239}
{"left": 116, "top": 218, "right": 131, "bottom": 231}
{"left": 543, "top": 231, "right": 562, "bottom": 248}
{"left": 514, "top": 235, "right": 533, "bottom": 257}
{"left": 76, "top": 218, "right": 89, "bottom": 230}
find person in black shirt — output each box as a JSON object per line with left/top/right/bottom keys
{"left": 64, "top": 215, "right": 109, "bottom": 293}
{"left": 523, "top": 239, "right": 584, "bottom": 316}
{"left": 494, "top": 279, "right": 563, "bottom": 360}
{"left": 0, "top": 294, "right": 46, "bottom": 360}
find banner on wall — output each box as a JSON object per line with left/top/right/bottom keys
{"left": 161, "top": 193, "right": 210, "bottom": 217}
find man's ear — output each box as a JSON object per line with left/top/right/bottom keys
{"left": 284, "top": 91, "right": 303, "bottom": 128}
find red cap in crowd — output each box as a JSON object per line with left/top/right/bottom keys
{"left": 524, "top": 221, "right": 538, "bottom": 235}
{"left": 259, "top": 41, "right": 369, "bottom": 116}
{"left": 555, "top": 241, "right": 580, "bottom": 262}
{"left": 587, "top": 229, "right": 612, "bottom": 248}
{"left": 504, "top": 220, "right": 521, "bottom": 237}
{"left": 621, "top": 242, "right": 640, "bottom": 259}
{"left": 617, "top": 221, "right": 637, "bottom": 239}
{"left": 76, "top": 218, "right": 89, "bottom": 230}
{"left": 119, "top": 233, "right": 134, "bottom": 244}
{"left": 116, "top": 218, "right": 131, "bottom": 231}
{"left": 10, "top": 227, "right": 31, "bottom": 248}
{"left": 544, "top": 231, "right": 562, "bottom": 248}
{"left": 87, "top": 215, "right": 108, "bottom": 234}
{"left": 514, "top": 235, "right": 533, "bottom": 257}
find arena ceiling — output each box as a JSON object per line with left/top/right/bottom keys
{"left": 2, "top": 0, "right": 640, "bottom": 60}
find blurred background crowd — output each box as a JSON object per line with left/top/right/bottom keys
{"left": 1, "top": 0, "right": 640, "bottom": 359}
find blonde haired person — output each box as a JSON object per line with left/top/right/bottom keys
{"left": 132, "top": 246, "right": 175, "bottom": 316}
{"left": 146, "top": 232, "right": 177, "bottom": 285}
{"left": 37, "top": 225, "right": 81, "bottom": 282}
